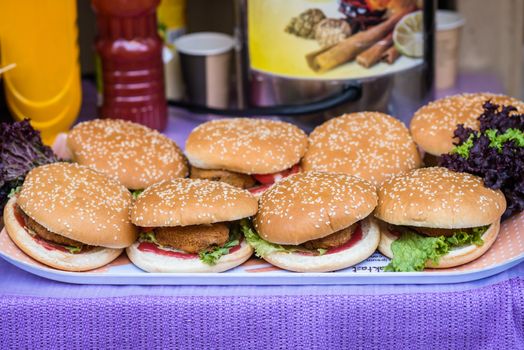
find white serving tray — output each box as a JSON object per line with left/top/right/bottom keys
{"left": 1, "top": 211, "right": 523, "bottom": 285}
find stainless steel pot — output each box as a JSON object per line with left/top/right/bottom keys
{"left": 169, "top": 0, "right": 434, "bottom": 130}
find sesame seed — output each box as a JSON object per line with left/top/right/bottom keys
{"left": 302, "top": 112, "right": 421, "bottom": 186}
{"left": 185, "top": 118, "right": 308, "bottom": 174}
{"left": 68, "top": 119, "right": 188, "bottom": 189}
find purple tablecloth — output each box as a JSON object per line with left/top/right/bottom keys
{"left": 1, "top": 257, "right": 524, "bottom": 349}
{"left": 2, "top": 75, "right": 523, "bottom": 349}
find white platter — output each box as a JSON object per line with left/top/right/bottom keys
{"left": 1, "top": 210, "right": 523, "bottom": 285}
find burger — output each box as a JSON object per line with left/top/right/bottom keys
{"left": 410, "top": 93, "right": 524, "bottom": 165}
{"left": 127, "top": 178, "right": 258, "bottom": 273}
{"left": 244, "top": 171, "right": 379, "bottom": 272}
{"left": 301, "top": 112, "right": 421, "bottom": 186}
{"left": 67, "top": 119, "right": 188, "bottom": 193}
{"left": 184, "top": 118, "right": 308, "bottom": 196}
{"left": 375, "top": 167, "right": 506, "bottom": 271}
{"left": 3, "top": 162, "right": 137, "bottom": 271}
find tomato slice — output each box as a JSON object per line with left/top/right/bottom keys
{"left": 252, "top": 164, "right": 300, "bottom": 185}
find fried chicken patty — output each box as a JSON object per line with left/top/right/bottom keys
{"left": 154, "top": 223, "right": 230, "bottom": 254}
{"left": 302, "top": 224, "right": 356, "bottom": 250}
{"left": 19, "top": 207, "right": 84, "bottom": 248}
{"left": 409, "top": 226, "right": 475, "bottom": 237}
{"left": 190, "top": 166, "right": 256, "bottom": 189}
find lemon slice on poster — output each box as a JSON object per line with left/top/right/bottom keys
{"left": 393, "top": 11, "right": 424, "bottom": 58}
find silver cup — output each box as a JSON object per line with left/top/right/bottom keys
{"left": 175, "top": 32, "right": 235, "bottom": 108}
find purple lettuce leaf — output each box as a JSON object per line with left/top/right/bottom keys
{"left": 0, "top": 119, "right": 59, "bottom": 212}
{"left": 440, "top": 101, "right": 524, "bottom": 220}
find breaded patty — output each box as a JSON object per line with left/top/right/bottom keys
{"left": 190, "top": 166, "right": 256, "bottom": 189}
{"left": 302, "top": 224, "right": 356, "bottom": 250}
{"left": 410, "top": 226, "right": 472, "bottom": 237}
{"left": 155, "top": 223, "right": 230, "bottom": 254}
{"left": 20, "top": 207, "right": 84, "bottom": 248}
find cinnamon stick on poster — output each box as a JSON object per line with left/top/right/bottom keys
{"left": 356, "top": 33, "right": 393, "bottom": 68}
{"left": 382, "top": 46, "right": 400, "bottom": 64}
{"left": 306, "top": 7, "right": 414, "bottom": 73}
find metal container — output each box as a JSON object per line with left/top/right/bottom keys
{"left": 235, "top": 0, "right": 434, "bottom": 128}
{"left": 169, "top": 0, "right": 434, "bottom": 130}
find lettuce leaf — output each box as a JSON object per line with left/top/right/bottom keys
{"left": 317, "top": 248, "right": 327, "bottom": 256}
{"left": 485, "top": 128, "right": 524, "bottom": 151}
{"left": 385, "top": 226, "right": 487, "bottom": 272}
{"left": 139, "top": 231, "right": 158, "bottom": 244}
{"left": 241, "top": 219, "right": 289, "bottom": 258}
{"left": 451, "top": 133, "right": 476, "bottom": 158}
{"left": 199, "top": 223, "right": 242, "bottom": 266}
{"left": 199, "top": 238, "right": 239, "bottom": 265}
{"left": 450, "top": 124, "right": 523, "bottom": 159}
{"left": 8, "top": 186, "right": 21, "bottom": 199}
{"left": 131, "top": 189, "right": 144, "bottom": 199}
{"left": 241, "top": 219, "right": 334, "bottom": 257}
{"left": 441, "top": 101, "right": 524, "bottom": 219}
{"left": 0, "top": 119, "right": 59, "bottom": 212}
{"left": 64, "top": 245, "right": 82, "bottom": 254}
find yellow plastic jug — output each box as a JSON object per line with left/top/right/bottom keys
{"left": 0, "top": 0, "right": 81, "bottom": 144}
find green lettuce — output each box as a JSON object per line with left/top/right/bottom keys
{"left": 485, "top": 128, "right": 524, "bottom": 151}
{"left": 317, "top": 248, "right": 327, "bottom": 256}
{"left": 451, "top": 133, "right": 476, "bottom": 158}
{"left": 64, "top": 245, "right": 82, "bottom": 254}
{"left": 139, "top": 231, "right": 158, "bottom": 244}
{"left": 8, "top": 186, "right": 21, "bottom": 199}
{"left": 385, "top": 226, "right": 487, "bottom": 272}
{"left": 241, "top": 219, "right": 289, "bottom": 257}
{"left": 131, "top": 189, "right": 144, "bottom": 199}
{"left": 199, "top": 224, "right": 241, "bottom": 266}
{"left": 199, "top": 239, "right": 239, "bottom": 265}
{"left": 241, "top": 219, "right": 333, "bottom": 257}
{"left": 451, "top": 128, "right": 524, "bottom": 159}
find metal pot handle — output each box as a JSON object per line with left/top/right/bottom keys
{"left": 167, "top": 83, "right": 362, "bottom": 117}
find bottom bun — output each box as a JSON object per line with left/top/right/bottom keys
{"left": 4, "top": 197, "right": 123, "bottom": 272}
{"left": 126, "top": 240, "right": 253, "bottom": 273}
{"left": 262, "top": 217, "right": 380, "bottom": 272}
{"left": 378, "top": 220, "right": 500, "bottom": 269}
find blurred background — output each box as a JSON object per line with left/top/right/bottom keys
{"left": 1, "top": 0, "right": 523, "bottom": 140}
{"left": 74, "top": 0, "right": 523, "bottom": 97}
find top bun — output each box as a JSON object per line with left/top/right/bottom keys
{"left": 130, "top": 178, "right": 258, "bottom": 227}
{"left": 301, "top": 112, "right": 421, "bottom": 186}
{"left": 17, "top": 162, "right": 137, "bottom": 248}
{"left": 185, "top": 118, "right": 308, "bottom": 174}
{"left": 67, "top": 119, "right": 188, "bottom": 190}
{"left": 410, "top": 93, "right": 524, "bottom": 156}
{"left": 254, "top": 172, "right": 377, "bottom": 245}
{"left": 374, "top": 167, "right": 506, "bottom": 228}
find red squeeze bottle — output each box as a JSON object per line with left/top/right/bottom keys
{"left": 91, "top": 0, "right": 167, "bottom": 130}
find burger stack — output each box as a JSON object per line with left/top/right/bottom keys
{"left": 3, "top": 92, "right": 519, "bottom": 273}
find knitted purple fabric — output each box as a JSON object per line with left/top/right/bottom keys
{"left": 1, "top": 278, "right": 523, "bottom": 349}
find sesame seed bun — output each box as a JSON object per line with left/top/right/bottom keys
{"left": 261, "top": 217, "right": 380, "bottom": 272}
{"left": 17, "top": 162, "right": 138, "bottom": 248}
{"left": 130, "top": 178, "right": 258, "bottom": 227}
{"left": 301, "top": 112, "right": 422, "bottom": 186}
{"left": 254, "top": 172, "right": 377, "bottom": 245}
{"left": 67, "top": 119, "right": 188, "bottom": 190}
{"left": 378, "top": 219, "right": 500, "bottom": 268}
{"left": 126, "top": 240, "right": 253, "bottom": 273}
{"left": 374, "top": 167, "right": 506, "bottom": 229}
{"left": 4, "top": 196, "right": 123, "bottom": 272}
{"left": 185, "top": 118, "right": 308, "bottom": 174}
{"left": 410, "top": 93, "right": 524, "bottom": 156}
